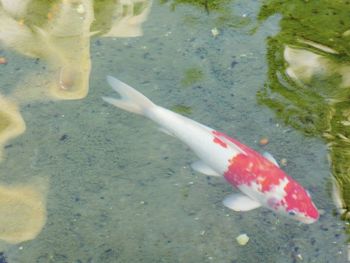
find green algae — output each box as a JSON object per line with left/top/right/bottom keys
{"left": 180, "top": 185, "right": 190, "bottom": 198}
{"left": 259, "top": 1, "right": 350, "bottom": 57}
{"left": 159, "top": 0, "right": 251, "bottom": 28}
{"left": 92, "top": 0, "right": 151, "bottom": 35}
{"left": 257, "top": 0, "right": 350, "bottom": 227}
{"left": 181, "top": 67, "right": 204, "bottom": 87}
{"left": 22, "top": 0, "right": 59, "bottom": 28}
{"left": 160, "top": 0, "right": 230, "bottom": 13}
{"left": 171, "top": 104, "right": 193, "bottom": 115}
{"left": 8, "top": 0, "right": 151, "bottom": 36}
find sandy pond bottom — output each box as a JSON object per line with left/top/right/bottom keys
{"left": 0, "top": 1, "right": 348, "bottom": 262}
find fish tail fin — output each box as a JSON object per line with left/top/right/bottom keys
{"left": 102, "top": 76, "right": 155, "bottom": 115}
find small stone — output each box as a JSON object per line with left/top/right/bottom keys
{"left": 0, "top": 57, "right": 7, "bottom": 64}
{"left": 236, "top": 233, "right": 249, "bottom": 245}
{"left": 280, "top": 158, "right": 287, "bottom": 166}
{"left": 211, "top": 28, "right": 219, "bottom": 37}
{"left": 259, "top": 137, "right": 269, "bottom": 146}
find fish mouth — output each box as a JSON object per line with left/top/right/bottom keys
{"left": 288, "top": 207, "right": 319, "bottom": 224}
{"left": 300, "top": 218, "right": 317, "bottom": 224}
{"left": 297, "top": 214, "right": 319, "bottom": 224}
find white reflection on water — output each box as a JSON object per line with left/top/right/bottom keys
{"left": 0, "top": 0, "right": 31, "bottom": 18}
{"left": 0, "top": 0, "right": 94, "bottom": 100}
{"left": 0, "top": 0, "right": 152, "bottom": 101}
{"left": 0, "top": 0, "right": 152, "bottom": 248}
{"left": 284, "top": 43, "right": 350, "bottom": 91}
{"left": 0, "top": 177, "right": 48, "bottom": 244}
{"left": 0, "top": 95, "right": 25, "bottom": 161}
{"left": 103, "top": 0, "right": 152, "bottom": 37}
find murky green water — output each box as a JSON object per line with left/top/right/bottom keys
{"left": 0, "top": 0, "right": 349, "bottom": 262}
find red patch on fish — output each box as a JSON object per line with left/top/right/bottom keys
{"left": 225, "top": 152, "right": 285, "bottom": 192}
{"left": 212, "top": 130, "right": 318, "bottom": 222}
{"left": 283, "top": 181, "right": 319, "bottom": 220}
{"left": 213, "top": 137, "right": 228, "bottom": 148}
{"left": 212, "top": 130, "right": 286, "bottom": 192}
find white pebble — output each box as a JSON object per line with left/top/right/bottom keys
{"left": 236, "top": 233, "right": 249, "bottom": 245}
{"left": 211, "top": 28, "right": 219, "bottom": 37}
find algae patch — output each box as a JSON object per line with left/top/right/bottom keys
{"left": 257, "top": 0, "right": 350, "bottom": 226}
{"left": 181, "top": 67, "right": 204, "bottom": 87}
{"left": 171, "top": 104, "right": 193, "bottom": 115}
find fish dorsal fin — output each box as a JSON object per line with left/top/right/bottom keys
{"left": 191, "top": 160, "right": 221, "bottom": 177}
{"left": 263, "top": 152, "right": 279, "bottom": 167}
{"left": 223, "top": 193, "right": 261, "bottom": 211}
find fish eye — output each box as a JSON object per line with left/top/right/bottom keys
{"left": 288, "top": 210, "right": 296, "bottom": 216}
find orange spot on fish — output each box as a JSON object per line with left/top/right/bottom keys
{"left": 213, "top": 137, "right": 227, "bottom": 148}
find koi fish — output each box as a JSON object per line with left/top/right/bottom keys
{"left": 102, "top": 76, "right": 319, "bottom": 224}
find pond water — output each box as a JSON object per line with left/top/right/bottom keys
{"left": 0, "top": 0, "right": 349, "bottom": 262}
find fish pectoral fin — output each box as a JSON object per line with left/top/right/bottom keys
{"left": 223, "top": 193, "right": 261, "bottom": 211}
{"left": 191, "top": 161, "right": 221, "bottom": 177}
{"left": 263, "top": 152, "right": 279, "bottom": 167}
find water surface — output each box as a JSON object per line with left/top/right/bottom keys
{"left": 0, "top": 0, "right": 348, "bottom": 262}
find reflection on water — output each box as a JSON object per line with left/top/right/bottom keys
{"left": 1, "top": 0, "right": 152, "bottom": 102}
{"left": 0, "top": 95, "right": 25, "bottom": 161}
{"left": 0, "top": 178, "right": 47, "bottom": 244}
{"left": 2, "top": 0, "right": 348, "bottom": 261}
{"left": 102, "top": 0, "right": 152, "bottom": 37}
{"left": 160, "top": 0, "right": 251, "bottom": 28}
{"left": 0, "top": 0, "right": 151, "bottom": 250}
{"left": 258, "top": 0, "right": 350, "bottom": 256}
{"left": 0, "top": 0, "right": 94, "bottom": 101}
{"left": 0, "top": 0, "right": 32, "bottom": 18}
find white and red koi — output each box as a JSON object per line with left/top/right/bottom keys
{"left": 103, "top": 76, "right": 319, "bottom": 224}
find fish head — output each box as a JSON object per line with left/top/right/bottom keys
{"left": 247, "top": 164, "right": 319, "bottom": 224}
{"left": 271, "top": 179, "right": 319, "bottom": 224}
{"left": 217, "top": 130, "right": 319, "bottom": 224}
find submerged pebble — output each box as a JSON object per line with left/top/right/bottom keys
{"left": 0, "top": 57, "right": 7, "bottom": 65}
{"left": 259, "top": 137, "right": 269, "bottom": 145}
{"left": 280, "top": 158, "right": 288, "bottom": 166}
{"left": 211, "top": 28, "right": 219, "bottom": 37}
{"left": 236, "top": 233, "right": 249, "bottom": 245}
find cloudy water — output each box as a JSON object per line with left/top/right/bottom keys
{"left": 0, "top": 0, "right": 348, "bottom": 262}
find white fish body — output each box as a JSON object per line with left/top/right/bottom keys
{"left": 103, "top": 76, "right": 241, "bottom": 176}
{"left": 103, "top": 76, "right": 319, "bottom": 224}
